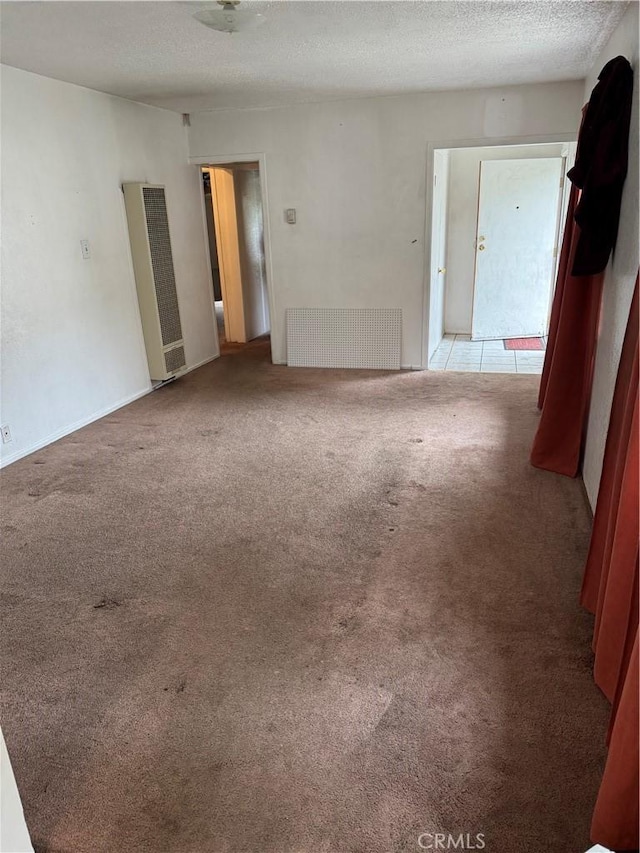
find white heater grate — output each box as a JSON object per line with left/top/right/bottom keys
{"left": 286, "top": 308, "right": 402, "bottom": 369}
{"left": 123, "top": 183, "right": 186, "bottom": 381}
{"left": 164, "top": 345, "right": 186, "bottom": 374}
{"left": 142, "top": 186, "right": 183, "bottom": 347}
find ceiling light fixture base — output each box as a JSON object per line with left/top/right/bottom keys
{"left": 194, "top": 1, "right": 265, "bottom": 34}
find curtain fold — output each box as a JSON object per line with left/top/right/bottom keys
{"left": 532, "top": 56, "right": 632, "bottom": 478}
{"left": 591, "top": 632, "right": 639, "bottom": 851}
{"left": 581, "top": 279, "right": 639, "bottom": 697}
{"left": 537, "top": 184, "right": 579, "bottom": 410}
{"left": 530, "top": 184, "right": 605, "bottom": 476}
{"left": 579, "top": 278, "right": 639, "bottom": 850}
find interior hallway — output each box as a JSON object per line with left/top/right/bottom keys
{"left": 0, "top": 340, "right": 610, "bottom": 853}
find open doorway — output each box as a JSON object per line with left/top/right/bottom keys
{"left": 427, "top": 140, "right": 576, "bottom": 374}
{"left": 201, "top": 162, "right": 271, "bottom": 356}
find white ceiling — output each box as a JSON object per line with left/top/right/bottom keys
{"left": 0, "top": 1, "right": 628, "bottom": 113}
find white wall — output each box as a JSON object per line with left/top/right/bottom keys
{"left": 188, "top": 81, "right": 584, "bottom": 366}
{"left": 1, "top": 65, "right": 218, "bottom": 465}
{"left": 582, "top": 2, "right": 639, "bottom": 507}
{"left": 443, "top": 142, "right": 567, "bottom": 335}
{"left": 0, "top": 729, "right": 33, "bottom": 853}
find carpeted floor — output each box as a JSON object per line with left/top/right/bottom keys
{"left": 1, "top": 338, "right": 609, "bottom": 853}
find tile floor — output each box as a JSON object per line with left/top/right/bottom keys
{"left": 429, "top": 334, "right": 546, "bottom": 374}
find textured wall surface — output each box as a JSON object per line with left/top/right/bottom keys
{"left": 0, "top": 2, "right": 627, "bottom": 112}
{"left": 189, "top": 81, "right": 584, "bottom": 365}
{"left": 1, "top": 65, "right": 217, "bottom": 465}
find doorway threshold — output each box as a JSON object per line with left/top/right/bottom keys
{"left": 429, "top": 334, "right": 546, "bottom": 374}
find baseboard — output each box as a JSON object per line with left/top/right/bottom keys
{"left": 579, "top": 475, "right": 595, "bottom": 519}
{"left": 182, "top": 352, "right": 220, "bottom": 374}
{"left": 0, "top": 387, "right": 152, "bottom": 469}
{"left": 0, "top": 353, "right": 222, "bottom": 469}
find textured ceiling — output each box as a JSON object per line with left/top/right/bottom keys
{"left": 0, "top": 1, "right": 628, "bottom": 112}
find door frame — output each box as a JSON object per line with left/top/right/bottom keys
{"left": 427, "top": 149, "right": 450, "bottom": 362}
{"left": 190, "top": 152, "right": 277, "bottom": 363}
{"left": 422, "top": 133, "right": 577, "bottom": 370}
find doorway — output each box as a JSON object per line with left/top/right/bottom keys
{"left": 201, "top": 162, "right": 271, "bottom": 355}
{"left": 471, "top": 157, "right": 563, "bottom": 341}
{"left": 427, "top": 140, "right": 576, "bottom": 374}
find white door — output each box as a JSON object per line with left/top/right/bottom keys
{"left": 471, "top": 157, "right": 563, "bottom": 341}
{"left": 428, "top": 150, "right": 450, "bottom": 361}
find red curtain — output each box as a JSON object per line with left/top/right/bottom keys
{"left": 591, "top": 633, "right": 639, "bottom": 850}
{"left": 581, "top": 278, "right": 639, "bottom": 850}
{"left": 530, "top": 183, "right": 605, "bottom": 476}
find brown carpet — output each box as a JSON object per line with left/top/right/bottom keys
{"left": 1, "top": 338, "right": 609, "bottom": 853}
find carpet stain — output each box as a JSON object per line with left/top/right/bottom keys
{"left": 0, "top": 338, "right": 608, "bottom": 853}
{"left": 92, "top": 597, "right": 122, "bottom": 610}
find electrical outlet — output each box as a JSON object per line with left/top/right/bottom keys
{"left": 1, "top": 424, "right": 12, "bottom": 444}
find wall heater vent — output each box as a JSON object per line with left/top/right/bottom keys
{"left": 123, "top": 183, "right": 186, "bottom": 381}
{"left": 286, "top": 308, "right": 402, "bottom": 369}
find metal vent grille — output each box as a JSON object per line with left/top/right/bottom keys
{"left": 164, "top": 345, "right": 186, "bottom": 374}
{"left": 286, "top": 308, "right": 402, "bottom": 369}
{"left": 142, "top": 187, "right": 183, "bottom": 346}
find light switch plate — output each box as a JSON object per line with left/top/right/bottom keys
{"left": 80, "top": 239, "right": 91, "bottom": 259}
{"left": 285, "top": 208, "right": 296, "bottom": 224}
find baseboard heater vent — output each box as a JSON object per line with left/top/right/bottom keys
{"left": 123, "top": 183, "right": 187, "bottom": 381}
{"left": 286, "top": 308, "right": 402, "bottom": 369}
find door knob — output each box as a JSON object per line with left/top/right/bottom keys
{"left": 478, "top": 235, "right": 486, "bottom": 241}
{"left": 438, "top": 267, "right": 446, "bottom": 274}
{"left": 478, "top": 245, "right": 485, "bottom": 251}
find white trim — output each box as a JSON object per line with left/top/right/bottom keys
{"left": 422, "top": 132, "right": 577, "bottom": 370}
{"left": 195, "top": 168, "right": 222, "bottom": 358}
{"left": 190, "top": 152, "right": 265, "bottom": 165}
{"left": 0, "top": 353, "right": 221, "bottom": 468}
{"left": 182, "top": 353, "right": 220, "bottom": 374}
{"left": 0, "top": 728, "right": 34, "bottom": 853}
{"left": 0, "top": 387, "right": 152, "bottom": 468}
{"left": 189, "top": 152, "right": 277, "bottom": 364}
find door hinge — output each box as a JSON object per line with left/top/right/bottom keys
{"left": 553, "top": 246, "right": 558, "bottom": 258}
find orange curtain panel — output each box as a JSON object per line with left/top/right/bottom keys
{"left": 591, "top": 632, "right": 639, "bottom": 850}
{"left": 581, "top": 278, "right": 639, "bottom": 850}
{"left": 531, "top": 183, "right": 605, "bottom": 476}
{"left": 531, "top": 56, "right": 633, "bottom": 478}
